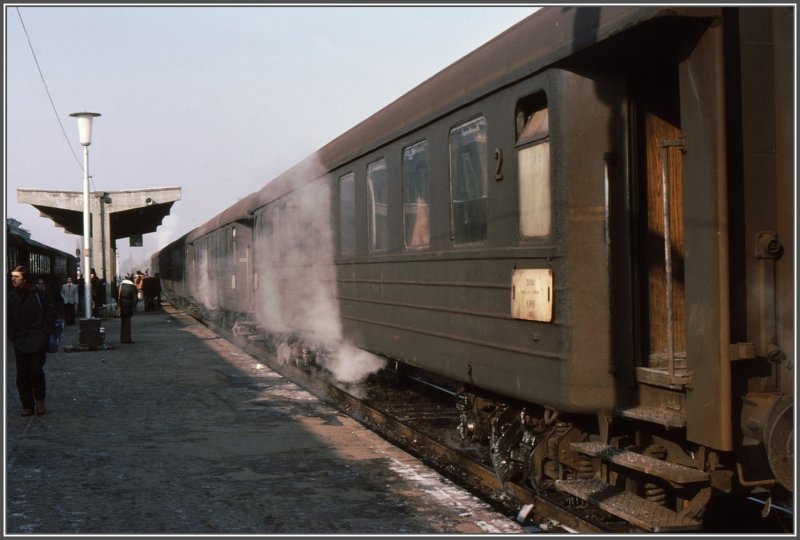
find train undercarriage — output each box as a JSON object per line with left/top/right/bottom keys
{"left": 165, "top": 293, "right": 792, "bottom": 532}
{"left": 456, "top": 386, "right": 793, "bottom": 532}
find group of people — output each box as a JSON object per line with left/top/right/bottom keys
{"left": 8, "top": 266, "right": 151, "bottom": 417}
{"left": 59, "top": 268, "right": 106, "bottom": 324}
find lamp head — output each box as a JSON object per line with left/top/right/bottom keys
{"left": 69, "top": 111, "right": 101, "bottom": 146}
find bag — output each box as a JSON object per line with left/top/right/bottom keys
{"left": 48, "top": 320, "right": 64, "bottom": 353}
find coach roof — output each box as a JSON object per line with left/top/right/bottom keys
{"left": 186, "top": 6, "right": 719, "bottom": 242}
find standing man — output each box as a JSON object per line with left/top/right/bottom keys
{"left": 76, "top": 270, "right": 85, "bottom": 319}
{"left": 134, "top": 271, "right": 144, "bottom": 312}
{"left": 8, "top": 266, "right": 55, "bottom": 416}
{"left": 90, "top": 268, "right": 103, "bottom": 318}
{"left": 61, "top": 276, "right": 78, "bottom": 325}
{"left": 118, "top": 273, "right": 137, "bottom": 344}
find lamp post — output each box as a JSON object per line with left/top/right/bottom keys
{"left": 69, "top": 111, "right": 101, "bottom": 319}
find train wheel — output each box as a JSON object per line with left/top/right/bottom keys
{"left": 489, "top": 404, "right": 525, "bottom": 483}
{"left": 765, "top": 397, "right": 793, "bottom": 492}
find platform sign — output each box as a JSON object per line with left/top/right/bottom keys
{"left": 129, "top": 234, "right": 143, "bottom": 247}
{"left": 511, "top": 268, "right": 553, "bottom": 322}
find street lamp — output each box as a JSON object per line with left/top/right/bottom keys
{"left": 69, "top": 111, "right": 101, "bottom": 319}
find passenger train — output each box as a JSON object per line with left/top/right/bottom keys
{"left": 153, "top": 7, "right": 794, "bottom": 531}
{"left": 7, "top": 218, "right": 78, "bottom": 303}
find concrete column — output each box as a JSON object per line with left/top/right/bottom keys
{"left": 89, "top": 193, "right": 115, "bottom": 307}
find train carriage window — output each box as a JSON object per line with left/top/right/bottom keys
{"left": 271, "top": 208, "right": 280, "bottom": 258}
{"left": 402, "top": 140, "right": 430, "bottom": 249}
{"left": 449, "top": 117, "right": 488, "bottom": 244}
{"left": 516, "top": 93, "right": 551, "bottom": 238}
{"left": 367, "top": 159, "right": 389, "bottom": 251}
{"left": 286, "top": 201, "right": 298, "bottom": 258}
{"left": 8, "top": 248, "right": 19, "bottom": 272}
{"left": 232, "top": 226, "right": 237, "bottom": 261}
{"left": 338, "top": 173, "right": 356, "bottom": 255}
{"left": 272, "top": 205, "right": 282, "bottom": 259}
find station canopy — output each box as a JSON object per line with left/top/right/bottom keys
{"left": 17, "top": 187, "right": 181, "bottom": 242}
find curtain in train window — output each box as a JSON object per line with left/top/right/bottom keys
{"left": 231, "top": 226, "right": 237, "bottom": 289}
{"left": 449, "top": 117, "right": 488, "bottom": 244}
{"left": 232, "top": 226, "right": 237, "bottom": 261}
{"left": 402, "top": 140, "right": 430, "bottom": 249}
{"left": 367, "top": 159, "right": 389, "bottom": 251}
{"left": 516, "top": 94, "right": 551, "bottom": 238}
{"left": 338, "top": 173, "right": 356, "bottom": 255}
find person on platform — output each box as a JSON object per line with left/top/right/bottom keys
{"left": 60, "top": 277, "right": 78, "bottom": 326}
{"left": 76, "top": 270, "right": 86, "bottom": 318}
{"left": 118, "top": 273, "right": 137, "bottom": 344}
{"left": 134, "top": 271, "right": 145, "bottom": 311}
{"left": 7, "top": 266, "right": 56, "bottom": 416}
{"left": 35, "top": 277, "right": 48, "bottom": 296}
{"left": 90, "top": 269, "right": 104, "bottom": 318}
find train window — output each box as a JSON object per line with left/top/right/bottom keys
{"left": 367, "top": 159, "right": 389, "bottom": 251}
{"left": 338, "top": 173, "right": 356, "bottom": 255}
{"left": 516, "top": 93, "right": 551, "bottom": 238}
{"left": 402, "top": 140, "right": 430, "bottom": 249}
{"left": 232, "top": 226, "right": 237, "bottom": 260}
{"left": 284, "top": 202, "right": 297, "bottom": 258}
{"left": 8, "top": 248, "right": 19, "bottom": 271}
{"left": 29, "top": 253, "right": 51, "bottom": 274}
{"left": 449, "top": 117, "right": 488, "bottom": 244}
{"left": 271, "top": 206, "right": 281, "bottom": 258}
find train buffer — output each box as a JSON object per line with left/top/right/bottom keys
{"left": 555, "top": 441, "right": 711, "bottom": 533}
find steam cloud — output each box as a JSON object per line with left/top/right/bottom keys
{"left": 251, "top": 158, "right": 386, "bottom": 384}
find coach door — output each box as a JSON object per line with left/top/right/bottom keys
{"left": 633, "top": 64, "right": 690, "bottom": 389}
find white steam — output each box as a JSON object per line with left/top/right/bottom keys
{"left": 252, "top": 158, "right": 385, "bottom": 384}
{"left": 323, "top": 343, "right": 386, "bottom": 384}
{"left": 197, "top": 247, "right": 217, "bottom": 310}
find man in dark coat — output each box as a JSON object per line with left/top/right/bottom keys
{"left": 76, "top": 270, "right": 86, "bottom": 318}
{"left": 118, "top": 273, "right": 138, "bottom": 344}
{"left": 90, "top": 268, "right": 104, "bottom": 318}
{"left": 8, "top": 266, "right": 56, "bottom": 416}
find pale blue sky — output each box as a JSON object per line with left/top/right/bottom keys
{"left": 5, "top": 4, "right": 540, "bottom": 272}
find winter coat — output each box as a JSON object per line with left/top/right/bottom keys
{"left": 118, "top": 279, "right": 138, "bottom": 318}
{"left": 7, "top": 283, "right": 56, "bottom": 353}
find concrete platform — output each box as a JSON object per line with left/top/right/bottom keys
{"left": 5, "top": 304, "right": 525, "bottom": 534}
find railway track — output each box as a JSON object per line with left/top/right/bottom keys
{"left": 178, "top": 310, "right": 790, "bottom": 534}
{"left": 211, "top": 323, "right": 626, "bottom": 533}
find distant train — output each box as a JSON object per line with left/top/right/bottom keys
{"left": 154, "top": 6, "right": 794, "bottom": 531}
{"left": 7, "top": 219, "right": 78, "bottom": 304}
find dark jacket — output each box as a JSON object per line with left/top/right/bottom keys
{"left": 118, "top": 279, "right": 138, "bottom": 318}
{"left": 91, "top": 276, "right": 104, "bottom": 307}
{"left": 8, "top": 283, "right": 56, "bottom": 353}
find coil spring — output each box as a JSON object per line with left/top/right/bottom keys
{"left": 644, "top": 484, "right": 667, "bottom": 505}
{"left": 577, "top": 455, "right": 594, "bottom": 478}
{"left": 564, "top": 495, "right": 587, "bottom": 508}
{"left": 643, "top": 445, "right": 668, "bottom": 505}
